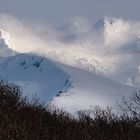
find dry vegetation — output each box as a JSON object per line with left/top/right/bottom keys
{"left": 0, "top": 80, "right": 140, "bottom": 140}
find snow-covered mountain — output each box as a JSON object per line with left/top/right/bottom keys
{"left": 0, "top": 17, "right": 140, "bottom": 113}
{"left": 0, "top": 52, "right": 133, "bottom": 113}
{"left": 56, "top": 17, "right": 91, "bottom": 43}
{"left": 0, "top": 53, "right": 71, "bottom": 102}
{"left": 58, "top": 17, "right": 91, "bottom": 34}
{"left": 94, "top": 17, "right": 107, "bottom": 30}
{"left": 93, "top": 17, "right": 130, "bottom": 46}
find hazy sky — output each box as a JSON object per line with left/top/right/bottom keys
{"left": 0, "top": 0, "right": 140, "bottom": 23}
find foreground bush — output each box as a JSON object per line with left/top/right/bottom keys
{"left": 0, "top": 80, "right": 140, "bottom": 140}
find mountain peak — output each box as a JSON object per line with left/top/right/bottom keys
{"left": 94, "top": 17, "right": 114, "bottom": 30}
{"left": 58, "top": 17, "right": 91, "bottom": 33}
{"left": 94, "top": 17, "right": 129, "bottom": 31}
{"left": 93, "top": 17, "right": 130, "bottom": 45}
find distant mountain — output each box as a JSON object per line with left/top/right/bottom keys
{"left": 57, "top": 17, "right": 91, "bottom": 43}
{"left": 58, "top": 17, "right": 91, "bottom": 33}
{"left": 93, "top": 17, "right": 130, "bottom": 45}
{"left": 94, "top": 17, "right": 107, "bottom": 30}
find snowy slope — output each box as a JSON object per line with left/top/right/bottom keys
{"left": 0, "top": 52, "right": 133, "bottom": 113}
{"left": 0, "top": 53, "right": 71, "bottom": 102}
{"left": 51, "top": 62, "right": 133, "bottom": 113}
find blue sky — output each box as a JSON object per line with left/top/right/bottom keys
{"left": 0, "top": 0, "right": 140, "bottom": 23}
